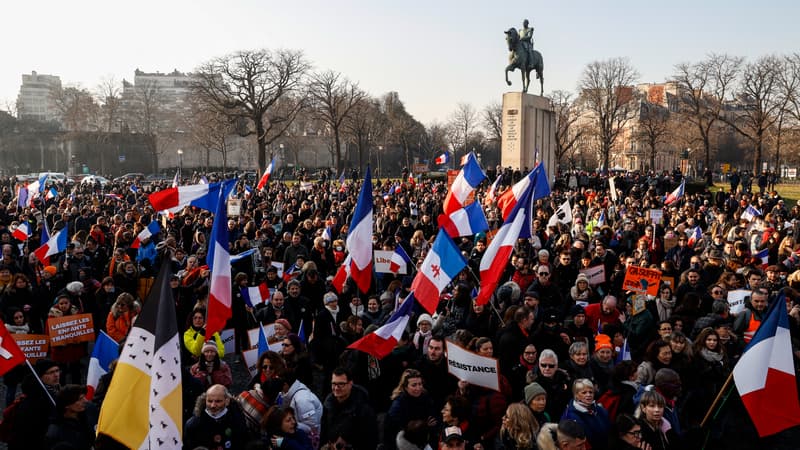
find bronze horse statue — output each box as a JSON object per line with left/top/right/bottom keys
{"left": 504, "top": 27, "right": 544, "bottom": 95}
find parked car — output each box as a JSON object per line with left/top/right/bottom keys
{"left": 115, "top": 173, "right": 145, "bottom": 182}
{"left": 81, "top": 175, "right": 112, "bottom": 187}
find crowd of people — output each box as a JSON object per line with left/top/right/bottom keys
{"left": 0, "top": 165, "right": 798, "bottom": 449}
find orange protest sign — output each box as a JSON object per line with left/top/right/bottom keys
{"left": 622, "top": 266, "right": 662, "bottom": 296}
{"left": 11, "top": 334, "right": 49, "bottom": 362}
{"left": 46, "top": 314, "right": 95, "bottom": 346}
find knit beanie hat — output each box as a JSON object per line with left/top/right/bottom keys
{"left": 201, "top": 342, "right": 218, "bottom": 354}
{"left": 417, "top": 313, "right": 433, "bottom": 327}
{"left": 34, "top": 358, "right": 58, "bottom": 376}
{"left": 524, "top": 382, "right": 547, "bottom": 404}
{"left": 595, "top": 333, "right": 613, "bottom": 352}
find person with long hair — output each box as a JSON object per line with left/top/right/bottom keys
{"left": 386, "top": 369, "right": 436, "bottom": 450}
{"left": 636, "top": 340, "right": 673, "bottom": 386}
{"left": 248, "top": 351, "right": 288, "bottom": 390}
{"left": 105, "top": 292, "right": 139, "bottom": 342}
{"left": 497, "top": 403, "right": 539, "bottom": 450}
{"left": 190, "top": 342, "right": 233, "bottom": 388}
{"left": 281, "top": 334, "right": 312, "bottom": 387}
{"left": 687, "top": 327, "right": 730, "bottom": 427}
{"left": 261, "top": 405, "right": 313, "bottom": 449}
{"left": 440, "top": 395, "right": 478, "bottom": 445}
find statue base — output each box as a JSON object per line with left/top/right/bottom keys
{"left": 501, "top": 92, "right": 555, "bottom": 185}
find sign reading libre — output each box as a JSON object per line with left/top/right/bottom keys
{"left": 11, "top": 334, "right": 49, "bottom": 362}
{"left": 47, "top": 313, "right": 95, "bottom": 346}
{"left": 622, "top": 266, "right": 662, "bottom": 296}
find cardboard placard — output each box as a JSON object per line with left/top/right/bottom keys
{"left": 11, "top": 334, "right": 49, "bottom": 362}
{"left": 220, "top": 328, "right": 236, "bottom": 356}
{"left": 227, "top": 199, "right": 241, "bottom": 217}
{"left": 446, "top": 340, "right": 500, "bottom": 392}
{"left": 246, "top": 325, "right": 283, "bottom": 353}
{"left": 649, "top": 209, "right": 663, "bottom": 225}
{"left": 242, "top": 348, "right": 260, "bottom": 378}
{"left": 374, "top": 250, "right": 408, "bottom": 274}
{"left": 727, "top": 290, "right": 750, "bottom": 315}
{"left": 47, "top": 314, "right": 95, "bottom": 346}
{"left": 579, "top": 265, "right": 606, "bottom": 286}
{"left": 622, "top": 266, "right": 662, "bottom": 296}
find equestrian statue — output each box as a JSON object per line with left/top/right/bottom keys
{"left": 504, "top": 19, "right": 544, "bottom": 95}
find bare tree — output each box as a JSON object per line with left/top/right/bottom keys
{"left": 447, "top": 103, "right": 478, "bottom": 167}
{"left": 775, "top": 53, "right": 800, "bottom": 168}
{"left": 344, "top": 97, "right": 386, "bottom": 172}
{"left": 634, "top": 101, "right": 671, "bottom": 171}
{"left": 186, "top": 94, "right": 238, "bottom": 174}
{"left": 551, "top": 90, "right": 584, "bottom": 169}
{"left": 308, "top": 71, "right": 366, "bottom": 173}
{"left": 483, "top": 102, "right": 503, "bottom": 145}
{"left": 720, "top": 55, "right": 783, "bottom": 174}
{"left": 422, "top": 121, "right": 450, "bottom": 165}
{"left": 382, "top": 92, "right": 424, "bottom": 174}
{"left": 672, "top": 54, "right": 742, "bottom": 169}
{"left": 194, "top": 49, "right": 310, "bottom": 172}
{"left": 51, "top": 85, "right": 99, "bottom": 132}
{"left": 124, "top": 80, "right": 167, "bottom": 174}
{"left": 578, "top": 57, "right": 640, "bottom": 171}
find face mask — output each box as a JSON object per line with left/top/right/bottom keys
{"left": 125, "top": 269, "right": 135, "bottom": 274}
{"left": 335, "top": 246, "right": 343, "bottom": 252}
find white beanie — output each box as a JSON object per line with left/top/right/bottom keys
{"left": 417, "top": 313, "right": 433, "bottom": 327}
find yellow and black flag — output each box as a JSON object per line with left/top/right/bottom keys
{"left": 97, "top": 257, "right": 182, "bottom": 449}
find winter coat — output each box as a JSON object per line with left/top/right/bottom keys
{"left": 183, "top": 392, "right": 249, "bottom": 450}
{"left": 561, "top": 400, "right": 611, "bottom": 450}
{"left": 320, "top": 384, "right": 378, "bottom": 449}
{"left": 190, "top": 359, "right": 233, "bottom": 388}
{"left": 386, "top": 392, "right": 436, "bottom": 449}
{"left": 280, "top": 380, "right": 323, "bottom": 437}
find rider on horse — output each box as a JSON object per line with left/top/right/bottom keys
{"left": 519, "top": 19, "right": 534, "bottom": 61}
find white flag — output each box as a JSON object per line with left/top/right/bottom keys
{"left": 547, "top": 199, "right": 573, "bottom": 228}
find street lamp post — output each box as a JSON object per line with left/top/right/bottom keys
{"left": 378, "top": 145, "right": 383, "bottom": 177}
{"left": 177, "top": 149, "right": 184, "bottom": 175}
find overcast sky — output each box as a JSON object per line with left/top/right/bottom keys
{"left": 3, "top": 0, "right": 798, "bottom": 124}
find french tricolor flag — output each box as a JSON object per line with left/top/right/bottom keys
{"left": 435, "top": 152, "right": 450, "bottom": 165}
{"left": 86, "top": 331, "right": 119, "bottom": 400}
{"left": 12, "top": 221, "right": 31, "bottom": 242}
{"left": 45, "top": 187, "right": 58, "bottom": 201}
{"left": 129, "top": 185, "right": 139, "bottom": 195}
{"left": 283, "top": 263, "right": 299, "bottom": 283}
{"left": 27, "top": 173, "right": 48, "bottom": 199}
{"left": 345, "top": 166, "right": 374, "bottom": 293}
{"left": 687, "top": 225, "right": 702, "bottom": 248}
{"left": 205, "top": 179, "right": 235, "bottom": 339}
{"left": 442, "top": 152, "right": 486, "bottom": 215}
{"left": 755, "top": 247, "right": 770, "bottom": 268}
{"left": 497, "top": 163, "right": 550, "bottom": 221}
{"left": 438, "top": 202, "right": 489, "bottom": 238}
{"left": 664, "top": 179, "right": 685, "bottom": 205}
{"left": 244, "top": 185, "right": 253, "bottom": 199}
{"left": 389, "top": 245, "right": 412, "bottom": 274}
{"left": 484, "top": 175, "right": 502, "bottom": 206}
{"left": 148, "top": 179, "right": 237, "bottom": 213}
{"left": 476, "top": 164, "right": 549, "bottom": 306}
{"left": 410, "top": 229, "right": 467, "bottom": 313}
{"left": 733, "top": 294, "right": 800, "bottom": 436}
{"left": 240, "top": 283, "right": 272, "bottom": 307}
{"left": 257, "top": 159, "right": 274, "bottom": 190}
{"left": 131, "top": 220, "right": 160, "bottom": 249}
{"left": 347, "top": 292, "right": 415, "bottom": 359}
{"left": 33, "top": 226, "right": 68, "bottom": 265}
{"left": 741, "top": 204, "right": 762, "bottom": 222}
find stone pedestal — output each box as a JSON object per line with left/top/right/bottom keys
{"left": 501, "top": 92, "right": 556, "bottom": 185}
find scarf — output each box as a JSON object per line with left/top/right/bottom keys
{"left": 326, "top": 305, "right": 339, "bottom": 323}
{"left": 700, "top": 348, "right": 723, "bottom": 363}
{"left": 205, "top": 407, "right": 228, "bottom": 420}
{"left": 572, "top": 399, "right": 596, "bottom": 415}
{"left": 518, "top": 355, "right": 536, "bottom": 371}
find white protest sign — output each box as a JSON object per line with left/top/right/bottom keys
{"left": 579, "top": 265, "right": 606, "bottom": 286}
{"left": 373, "top": 250, "right": 408, "bottom": 274}
{"left": 649, "top": 209, "right": 663, "bottom": 225}
{"left": 220, "top": 328, "right": 236, "bottom": 356}
{"left": 608, "top": 177, "right": 618, "bottom": 202}
{"left": 727, "top": 290, "right": 750, "bottom": 315}
{"left": 242, "top": 348, "right": 260, "bottom": 378}
{"left": 227, "top": 198, "right": 241, "bottom": 217}
{"left": 247, "top": 324, "right": 283, "bottom": 353}
{"left": 446, "top": 340, "right": 500, "bottom": 392}
{"left": 271, "top": 262, "right": 284, "bottom": 277}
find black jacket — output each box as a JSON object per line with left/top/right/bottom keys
{"left": 320, "top": 384, "right": 378, "bottom": 449}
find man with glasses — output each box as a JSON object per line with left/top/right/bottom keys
{"left": 552, "top": 250, "right": 578, "bottom": 293}
{"left": 526, "top": 265, "right": 564, "bottom": 315}
{"left": 320, "top": 367, "right": 377, "bottom": 449}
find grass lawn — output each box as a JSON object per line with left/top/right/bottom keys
{"left": 709, "top": 183, "right": 800, "bottom": 206}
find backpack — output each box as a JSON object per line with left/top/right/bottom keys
{"left": 597, "top": 389, "right": 621, "bottom": 422}
{"left": 0, "top": 394, "right": 26, "bottom": 442}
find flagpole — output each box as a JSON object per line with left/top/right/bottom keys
{"left": 700, "top": 371, "right": 734, "bottom": 429}
{"left": 463, "top": 265, "right": 506, "bottom": 327}
{"left": 24, "top": 359, "right": 55, "bottom": 406}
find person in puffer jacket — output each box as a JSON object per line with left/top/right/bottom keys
{"left": 277, "top": 372, "right": 323, "bottom": 447}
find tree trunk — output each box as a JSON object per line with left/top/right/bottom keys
{"left": 150, "top": 135, "right": 159, "bottom": 175}
{"left": 256, "top": 120, "right": 267, "bottom": 173}
{"left": 334, "top": 132, "right": 342, "bottom": 174}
